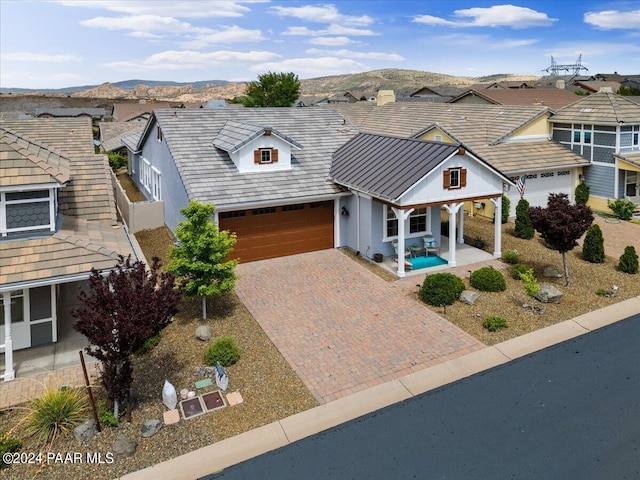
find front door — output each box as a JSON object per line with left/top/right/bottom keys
{"left": 625, "top": 171, "right": 639, "bottom": 203}
{"left": 0, "top": 290, "right": 31, "bottom": 351}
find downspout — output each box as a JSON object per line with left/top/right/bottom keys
{"left": 356, "top": 192, "right": 361, "bottom": 255}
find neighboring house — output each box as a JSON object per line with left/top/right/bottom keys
{"left": 293, "top": 96, "right": 329, "bottom": 107}
{"left": 112, "top": 102, "right": 172, "bottom": 123}
{"left": 327, "top": 92, "right": 359, "bottom": 104}
{"left": 99, "top": 121, "right": 146, "bottom": 155}
{"left": 328, "top": 101, "right": 589, "bottom": 216}
{"left": 471, "top": 81, "right": 534, "bottom": 90}
{"left": 0, "top": 117, "right": 138, "bottom": 381}
{"left": 550, "top": 90, "right": 640, "bottom": 211}
{"left": 125, "top": 107, "right": 358, "bottom": 263}
{"left": 448, "top": 88, "right": 579, "bottom": 110}
{"left": 403, "top": 86, "right": 464, "bottom": 103}
{"left": 573, "top": 81, "right": 622, "bottom": 95}
{"left": 330, "top": 133, "right": 512, "bottom": 276}
{"left": 35, "top": 107, "right": 107, "bottom": 120}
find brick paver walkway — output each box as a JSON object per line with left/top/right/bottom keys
{"left": 236, "top": 250, "right": 484, "bottom": 404}
{"left": 588, "top": 216, "right": 640, "bottom": 259}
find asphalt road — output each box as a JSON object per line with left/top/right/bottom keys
{"left": 206, "top": 314, "right": 640, "bottom": 480}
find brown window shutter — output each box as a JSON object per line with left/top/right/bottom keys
{"left": 443, "top": 169, "right": 451, "bottom": 189}
{"left": 272, "top": 148, "right": 278, "bottom": 163}
{"left": 461, "top": 168, "right": 467, "bottom": 187}
{"left": 254, "top": 149, "right": 260, "bottom": 164}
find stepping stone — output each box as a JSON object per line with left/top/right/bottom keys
{"left": 226, "top": 391, "right": 244, "bottom": 406}
{"left": 163, "top": 409, "right": 180, "bottom": 425}
{"left": 195, "top": 378, "right": 213, "bottom": 390}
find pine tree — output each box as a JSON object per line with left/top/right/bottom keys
{"left": 514, "top": 198, "right": 534, "bottom": 239}
{"left": 582, "top": 224, "right": 605, "bottom": 263}
{"left": 619, "top": 246, "right": 639, "bottom": 274}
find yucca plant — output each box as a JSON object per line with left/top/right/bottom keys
{"left": 23, "top": 385, "right": 89, "bottom": 446}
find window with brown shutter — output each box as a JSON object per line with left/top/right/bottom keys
{"left": 272, "top": 148, "right": 278, "bottom": 163}
{"left": 443, "top": 170, "right": 451, "bottom": 189}
{"left": 254, "top": 149, "right": 260, "bottom": 164}
{"left": 444, "top": 167, "right": 467, "bottom": 190}
{"left": 460, "top": 168, "right": 467, "bottom": 187}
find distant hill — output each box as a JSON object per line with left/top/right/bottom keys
{"left": 0, "top": 69, "right": 540, "bottom": 101}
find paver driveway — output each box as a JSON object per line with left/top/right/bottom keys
{"left": 235, "top": 249, "right": 484, "bottom": 403}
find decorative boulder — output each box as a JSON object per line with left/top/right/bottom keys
{"left": 543, "top": 266, "right": 562, "bottom": 278}
{"left": 113, "top": 435, "right": 137, "bottom": 458}
{"left": 195, "top": 325, "right": 213, "bottom": 341}
{"left": 459, "top": 290, "right": 479, "bottom": 305}
{"left": 141, "top": 419, "right": 163, "bottom": 438}
{"left": 74, "top": 418, "right": 97, "bottom": 443}
{"left": 535, "top": 285, "right": 563, "bottom": 304}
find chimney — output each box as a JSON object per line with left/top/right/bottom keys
{"left": 377, "top": 90, "right": 396, "bottom": 106}
{"left": 555, "top": 79, "right": 565, "bottom": 90}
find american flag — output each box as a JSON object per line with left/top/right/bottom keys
{"left": 516, "top": 175, "right": 526, "bottom": 198}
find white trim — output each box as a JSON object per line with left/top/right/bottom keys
{"left": 216, "top": 193, "right": 348, "bottom": 212}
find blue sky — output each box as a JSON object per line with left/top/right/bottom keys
{"left": 1, "top": 1, "right": 639, "bottom": 89}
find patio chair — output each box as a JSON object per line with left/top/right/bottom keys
{"left": 392, "top": 240, "right": 411, "bottom": 259}
{"left": 423, "top": 235, "right": 440, "bottom": 256}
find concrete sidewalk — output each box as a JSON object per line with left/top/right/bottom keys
{"left": 119, "top": 295, "right": 640, "bottom": 480}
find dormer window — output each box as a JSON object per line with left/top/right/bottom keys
{"left": 444, "top": 167, "right": 467, "bottom": 190}
{"left": 254, "top": 148, "right": 279, "bottom": 165}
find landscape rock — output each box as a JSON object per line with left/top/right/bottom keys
{"left": 141, "top": 419, "right": 162, "bottom": 438}
{"left": 459, "top": 290, "right": 480, "bottom": 305}
{"left": 74, "top": 419, "right": 97, "bottom": 443}
{"left": 534, "top": 285, "right": 563, "bottom": 304}
{"left": 195, "top": 366, "right": 216, "bottom": 377}
{"left": 543, "top": 266, "right": 562, "bottom": 278}
{"left": 113, "top": 435, "right": 137, "bottom": 458}
{"left": 195, "top": 325, "right": 213, "bottom": 341}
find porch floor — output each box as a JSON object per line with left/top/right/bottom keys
{"left": 376, "top": 236, "right": 495, "bottom": 277}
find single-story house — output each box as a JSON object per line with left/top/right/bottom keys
{"left": 1, "top": 117, "right": 138, "bottom": 381}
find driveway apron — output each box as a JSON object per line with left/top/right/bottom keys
{"left": 235, "top": 249, "right": 484, "bottom": 404}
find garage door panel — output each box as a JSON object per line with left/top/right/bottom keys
{"left": 507, "top": 170, "right": 573, "bottom": 216}
{"left": 219, "top": 203, "right": 334, "bottom": 262}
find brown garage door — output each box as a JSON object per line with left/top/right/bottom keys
{"left": 219, "top": 201, "right": 334, "bottom": 262}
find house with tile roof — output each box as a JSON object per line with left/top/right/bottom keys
{"left": 550, "top": 90, "right": 640, "bottom": 211}
{"left": 326, "top": 101, "right": 589, "bottom": 217}
{"left": 448, "top": 87, "right": 580, "bottom": 110}
{"left": 1, "top": 117, "right": 138, "bottom": 381}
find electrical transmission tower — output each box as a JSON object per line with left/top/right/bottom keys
{"left": 543, "top": 55, "right": 589, "bottom": 75}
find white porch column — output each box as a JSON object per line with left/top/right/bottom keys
{"left": 2, "top": 292, "right": 15, "bottom": 381}
{"left": 457, "top": 206, "right": 465, "bottom": 244}
{"left": 491, "top": 197, "right": 502, "bottom": 258}
{"left": 426, "top": 206, "right": 432, "bottom": 235}
{"left": 392, "top": 207, "right": 413, "bottom": 278}
{"left": 444, "top": 203, "right": 464, "bottom": 267}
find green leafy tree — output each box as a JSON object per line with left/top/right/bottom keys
{"left": 529, "top": 193, "right": 594, "bottom": 287}
{"left": 582, "top": 224, "right": 605, "bottom": 263}
{"left": 242, "top": 71, "right": 301, "bottom": 107}
{"left": 514, "top": 198, "right": 534, "bottom": 239}
{"left": 169, "top": 201, "right": 237, "bottom": 320}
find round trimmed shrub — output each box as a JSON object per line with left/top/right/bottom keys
{"left": 503, "top": 249, "right": 519, "bottom": 264}
{"left": 510, "top": 263, "right": 533, "bottom": 280}
{"left": 582, "top": 224, "right": 605, "bottom": 263}
{"left": 419, "top": 273, "right": 465, "bottom": 306}
{"left": 470, "top": 266, "right": 506, "bottom": 292}
{"left": 483, "top": 315, "right": 508, "bottom": 332}
{"left": 575, "top": 182, "right": 590, "bottom": 205}
{"left": 618, "top": 246, "right": 639, "bottom": 274}
{"left": 514, "top": 198, "right": 534, "bottom": 239}
{"left": 205, "top": 336, "right": 240, "bottom": 367}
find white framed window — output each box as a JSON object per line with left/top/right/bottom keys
{"left": 572, "top": 124, "right": 593, "bottom": 145}
{"left": 151, "top": 167, "right": 161, "bottom": 201}
{"left": 434, "top": 135, "right": 442, "bottom": 142}
{"left": 384, "top": 206, "right": 429, "bottom": 240}
{"left": 260, "top": 149, "right": 271, "bottom": 163}
{"left": 142, "top": 158, "right": 151, "bottom": 192}
{"left": 449, "top": 169, "right": 461, "bottom": 188}
{"left": 0, "top": 189, "right": 55, "bottom": 237}
{"left": 385, "top": 206, "right": 398, "bottom": 238}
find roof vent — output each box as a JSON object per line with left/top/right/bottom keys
{"left": 598, "top": 86, "right": 613, "bottom": 93}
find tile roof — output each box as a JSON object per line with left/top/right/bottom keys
{"left": 99, "top": 121, "right": 145, "bottom": 152}
{"left": 615, "top": 151, "right": 640, "bottom": 169}
{"left": 147, "top": 108, "right": 358, "bottom": 208}
{"left": 550, "top": 91, "right": 640, "bottom": 125}
{"left": 213, "top": 120, "right": 302, "bottom": 154}
{"left": 330, "top": 133, "right": 460, "bottom": 201}
{"left": 450, "top": 88, "right": 580, "bottom": 110}
{"left": 0, "top": 128, "right": 71, "bottom": 186}
{"left": 0, "top": 216, "right": 135, "bottom": 288}
{"left": 1, "top": 117, "right": 117, "bottom": 223}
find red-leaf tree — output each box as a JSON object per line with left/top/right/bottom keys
{"left": 528, "top": 193, "right": 594, "bottom": 287}
{"left": 72, "top": 256, "right": 181, "bottom": 416}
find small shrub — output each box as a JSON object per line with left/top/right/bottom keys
{"left": 575, "top": 182, "right": 590, "bottom": 205}
{"left": 595, "top": 289, "right": 608, "bottom": 296}
{"left": 134, "top": 331, "right": 162, "bottom": 356}
{"left": 23, "top": 386, "right": 89, "bottom": 446}
{"left": 483, "top": 315, "right": 508, "bottom": 332}
{"left": 419, "top": 273, "right": 465, "bottom": 306}
{"left": 472, "top": 236, "right": 488, "bottom": 250}
{"left": 205, "top": 336, "right": 240, "bottom": 367}
{"left": 501, "top": 194, "right": 510, "bottom": 224}
{"left": 582, "top": 224, "right": 605, "bottom": 263}
{"left": 510, "top": 263, "right": 533, "bottom": 280}
{"left": 0, "top": 433, "right": 22, "bottom": 469}
{"left": 107, "top": 152, "right": 127, "bottom": 171}
{"left": 469, "top": 267, "right": 506, "bottom": 292}
{"left": 503, "top": 249, "right": 519, "bottom": 264}
{"left": 618, "top": 246, "right": 639, "bottom": 274}
{"left": 98, "top": 400, "right": 118, "bottom": 427}
{"left": 520, "top": 271, "right": 540, "bottom": 297}
{"left": 608, "top": 199, "right": 636, "bottom": 220}
{"left": 514, "top": 198, "right": 535, "bottom": 239}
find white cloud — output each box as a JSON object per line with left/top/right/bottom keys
{"left": 127, "top": 32, "right": 162, "bottom": 39}
{"left": 2, "top": 52, "right": 81, "bottom": 62}
{"left": 0, "top": 71, "right": 85, "bottom": 89}
{"left": 250, "top": 56, "right": 369, "bottom": 78}
{"left": 308, "top": 36, "right": 355, "bottom": 46}
{"left": 490, "top": 38, "right": 539, "bottom": 49}
{"left": 305, "top": 48, "right": 404, "bottom": 61}
{"left": 106, "top": 49, "right": 281, "bottom": 71}
{"left": 55, "top": 1, "right": 261, "bottom": 18}
{"left": 584, "top": 10, "right": 640, "bottom": 30}
{"left": 80, "top": 15, "right": 204, "bottom": 34}
{"left": 182, "top": 26, "right": 267, "bottom": 48}
{"left": 270, "top": 4, "right": 373, "bottom": 26}
{"left": 414, "top": 4, "right": 557, "bottom": 29}
{"left": 282, "top": 25, "right": 377, "bottom": 37}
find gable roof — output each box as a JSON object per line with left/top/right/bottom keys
{"left": 330, "top": 133, "right": 461, "bottom": 201}
{"left": 139, "top": 108, "right": 358, "bottom": 209}
{"left": 213, "top": 119, "right": 302, "bottom": 154}
{"left": 449, "top": 88, "right": 579, "bottom": 110}
{"left": 99, "top": 121, "right": 146, "bottom": 152}
{"left": 0, "top": 127, "right": 71, "bottom": 187}
{"left": 550, "top": 91, "right": 640, "bottom": 125}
